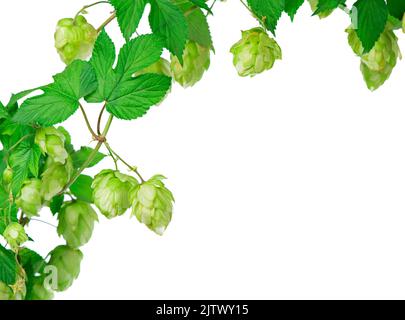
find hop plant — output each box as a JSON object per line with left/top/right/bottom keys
{"left": 35, "top": 127, "right": 69, "bottom": 164}
{"left": 0, "top": 282, "right": 14, "bottom": 300}
{"left": 347, "top": 26, "right": 402, "bottom": 91}
{"left": 57, "top": 201, "right": 98, "bottom": 248}
{"left": 230, "top": 27, "right": 282, "bottom": 77}
{"left": 48, "top": 245, "right": 83, "bottom": 292}
{"left": 135, "top": 58, "right": 172, "bottom": 78}
{"left": 308, "top": 0, "right": 333, "bottom": 18}
{"left": 3, "top": 222, "right": 28, "bottom": 250}
{"left": 41, "top": 157, "right": 73, "bottom": 201}
{"left": 131, "top": 175, "right": 174, "bottom": 235}
{"left": 170, "top": 41, "right": 210, "bottom": 87}
{"left": 54, "top": 15, "right": 97, "bottom": 65}
{"left": 15, "top": 179, "right": 43, "bottom": 218}
{"left": 92, "top": 170, "right": 139, "bottom": 219}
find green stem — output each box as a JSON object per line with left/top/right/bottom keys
{"left": 79, "top": 103, "right": 98, "bottom": 139}
{"left": 60, "top": 115, "right": 114, "bottom": 193}
{"left": 75, "top": 1, "right": 110, "bottom": 20}
{"left": 97, "top": 12, "right": 117, "bottom": 33}
{"left": 239, "top": 0, "right": 266, "bottom": 30}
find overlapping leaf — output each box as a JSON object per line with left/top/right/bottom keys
{"left": 247, "top": 0, "right": 285, "bottom": 34}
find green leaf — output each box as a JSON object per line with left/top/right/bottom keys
{"left": 19, "top": 248, "right": 45, "bottom": 276}
{"left": 284, "top": 0, "right": 304, "bottom": 20}
{"left": 116, "top": 34, "right": 165, "bottom": 79}
{"left": 0, "top": 186, "right": 18, "bottom": 235}
{"left": 107, "top": 74, "right": 172, "bottom": 120}
{"left": 387, "top": 0, "right": 405, "bottom": 20}
{"left": 149, "top": 0, "right": 188, "bottom": 59}
{"left": 110, "top": 0, "right": 148, "bottom": 41}
{"left": 87, "top": 30, "right": 117, "bottom": 103}
{"left": 6, "top": 88, "right": 40, "bottom": 110}
{"left": 247, "top": 0, "right": 285, "bottom": 34}
{"left": 190, "top": 0, "right": 212, "bottom": 13}
{"left": 72, "top": 147, "right": 106, "bottom": 169}
{"left": 9, "top": 142, "right": 41, "bottom": 195}
{"left": 70, "top": 174, "right": 93, "bottom": 203}
{"left": 0, "top": 102, "right": 8, "bottom": 120}
{"left": 352, "top": 0, "right": 388, "bottom": 53}
{"left": 186, "top": 8, "right": 213, "bottom": 48}
{"left": 13, "top": 60, "right": 97, "bottom": 126}
{"left": 314, "top": 0, "right": 345, "bottom": 15}
{"left": 50, "top": 194, "right": 64, "bottom": 215}
{"left": 0, "top": 244, "right": 17, "bottom": 285}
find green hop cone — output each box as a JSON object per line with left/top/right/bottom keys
{"left": 131, "top": 175, "right": 174, "bottom": 236}
{"left": 3, "top": 222, "right": 28, "bottom": 250}
{"left": 15, "top": 178, "right": 43, "bottom": 218}
{"left": 41, "top": 157, "right": 73, "bottom": 201}
{"left": 347, "top": 26, "right": 402, "bottom": 91}
{"left": 48, "top": 245, "right": 83, "bottom": 292}
{"left": 308, "top": 0, "right": 333, "bottom": 18}
{"left": 170, "top": 41, "right": 210, "bottom": 88}
{"left": 26, "top": 277, "right": 54, "bottom": 300}
{"left": 2, "top": 166, "right": 13, "bottom": 186}
{"left": 92, "top": 169, "right": 139, "bottom": 219}
{"left": 57, "top": 201, "right": 98, "bottom": 248}
{"left": 35, "top": 127, "right": 68, "bottom": 164}
{"left": 0, "top": 282, "right": 14, "bottom": 300}
{"left": 54, "top": 15, "right": 97, "bottom": 65}
{"left": 230, "top": 27, "right": 282, "bottom": 77}
{"left": 135, "top": 58, "right": 172, "bottom": 77}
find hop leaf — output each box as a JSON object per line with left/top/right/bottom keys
{"left": 3, "top": 222, "right": 28, "bottom": 250}
{"left": 35, "top": 127, "right": 68, "bottom": 164}
{"left": 48, "top": 245, "right": 83, "bottom": 292}
{"left": 347, "top": 25, "right": 402, "bottom": 91}
{"left": 170, "top": 41, "right": 210, "bottom": 88}
{"left": 92, "top": 170, "right": 139, "bottom": 219}
{"left": 230, "top": 27, "right": 282, "bottom": 77}
{"left": 57, "top": 201, "right": 98, "bottom": 248}
{"left": 135, "top": 58, "right": 172, "bottom": 78}
{"left": 41, "top": 157, "right": 74, "bottom": 201}
{"left": 0, "top": 282, "right": 14, "bottom": 300}
{"left": 55, "top": 15, "right": 97, "bottom": 65}
{"left": 131, "top": 175, "right": 174, "bottom": 235}
{"left": 15, "top": 179, "right": 43, "bottom": 218}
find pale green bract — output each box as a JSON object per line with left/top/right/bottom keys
{"left": 15, "top": 178, "right": 43, "bottom": 218}
{"left": 48, "top": 245, "right": 83, "bottom": 292}
{"left": 0, "top": 282, "right": 14, "bottom": 300}
{"left": 55, "top": 15, "right": 97, "bottom": 65}
{"left": 170, "top": 41, "right": 210, "bottom": 87}
{"left": 347, "top": 26, "right": 402, "bottom": 91}
{"left": 230, "top": 27, "right": 282, "bottom": 77}
{"left": 41, "top": 157, "right": 74, "bottom": 201}
{"left": 35, "top": 127, "right": 68, "bottom": 164}
{"left": 131, "top": 175, "right": 174, "bottom": 235}
{"left": 57, "top": 201, "right": 98, "bottom": 248}
{"left": 3, "top": 222, "right": 28, "bottom": 250}
{"left": 92, "top": 169, "right": 139, "bottom": 219}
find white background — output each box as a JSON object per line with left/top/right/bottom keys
{"left": 1, "top": 0, "right": 405, "bottom": 300}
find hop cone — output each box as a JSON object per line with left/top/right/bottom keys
{"left": 15, "top": 179, "right": 43, "bottom": 218}
{"left": 35, "top": 127, "right": 68, "bottom": 164}
{"left": 230, "top": 27, "right": 282, "bottom": 77}
{"left": 171, "top": 41, "right": 210, "bottom": 87}
{"left": 3, "top": 222, "right": 28, "bottom": 250}
{"left": 2, "top": 166, "right": 13, "bottom": 186}
{"left": 347, "top": 26, "right": 401, "bottom": 91}
{"left": 26, "top": 277, "right": 54, "bottom": 300}
{"left": 0, "top": 282, "right": 14, "bottom": 300}
{"left": 54, "top": 15, "right": 97, "bottom": 65}
{"left": 135, "top": 58, "right": 172, "bottom": 77}
{"left": 48, "top": 245, "right": 83, "bottom": 292}
{"left": 41, "top": 157, "right": 73, "bottom": 201}
{"left": 92, "top": 170, "right": 139, "bottom": 219}
{"left": 57, "top": 201, "right": 98, "bottom": 248}
{"left": 131, "top": 175, "right": 174, "bottom": 235}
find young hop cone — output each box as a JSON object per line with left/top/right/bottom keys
{"left": 41, "top": 157, "right": 73, "bottom": 201}
{"left": 57, "top": 201, "right": 98, "bottom": 248}
{"left": 92, "top": 170, "right": 139, "bottom": 219}
{"left": 171, "top": 41, "right": 210, "bottom": 88}
{"left": 131, "top": 175, "right": 174, "bottom": 236}
{"left": 230, "top": 27, "right": 282, "bottom": 77}
{"left": 26, "top": 277, "right": 54, "bottom": 300}
{"left": 347, "top": 26, "right": 402, "bottom": 91}
{"left": 54, "top": 15, "right": 97, "bottom": 65}
{"left": 35, "top": 127, "right": 68, "bottom": 164}
{"left": 48, "top": 245, "right": 83, "bottom": 292}
{"left": 3, "top": 222, "right": 28, "bottom": 250}
{"left": 15, "top": 179, "right": 43, "bottom": 218}
{"left": 0, "top": 282, "right": 14, "bottom": 300}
